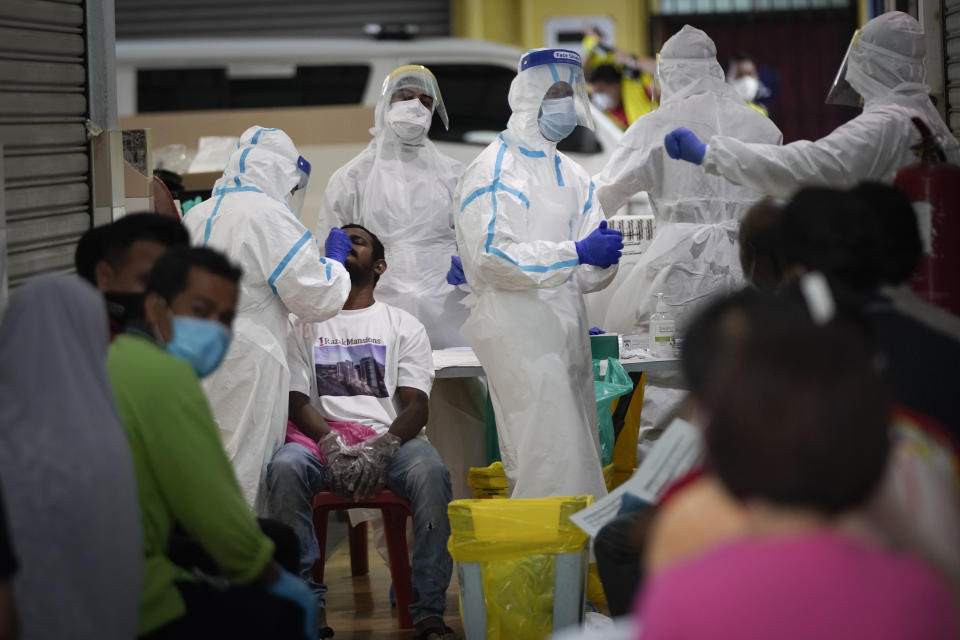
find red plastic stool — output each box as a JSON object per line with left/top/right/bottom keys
{"left": 311, "top": 489, "right": 414, "bottom": 629}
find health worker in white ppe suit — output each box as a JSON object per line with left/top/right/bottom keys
{"left": 317, "top": 65, "right": 468, "bottom": 349}
{"left": 457, "top": 48, "right": 624, "bottom": 500}
{"left": 183, "top": 126, "right": 351, "bottom": 508}
{"left": 598, "top": 25, "right": 783, "bottom": 333}
{"left": 318, "top": 66, "right": 488, "bottom": 500}
{"left": 664, "top": 11, "right": 960, "bottom": 197}
{"left": 595, "top": 25, "right": 783, "bottom": 431}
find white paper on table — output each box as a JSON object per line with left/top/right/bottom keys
{"left": 431, "top": 347, "right": 481, "bottom": 370}
{"left": 570, "top": 418, "right": 705, "bottom": 537}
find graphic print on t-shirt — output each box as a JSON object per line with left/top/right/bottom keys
{"left": 314, "top": 338, "right": 389, "bottom": 398}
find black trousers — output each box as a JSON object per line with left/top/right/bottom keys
{"left": 140, "top": 580, "right": 305, "bottom": 640}
{"left": 141, "top": 518, "right": 305, "bottom": 640}
{"left": 594, "top": 510, "right": 648, "bottom": 617}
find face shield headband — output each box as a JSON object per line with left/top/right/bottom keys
{"left": 520, "top": 48, "right": 596, "bottom": 131}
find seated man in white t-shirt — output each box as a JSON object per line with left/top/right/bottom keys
{"left": 263, "top": 224, "right": 454, "bottom": 640}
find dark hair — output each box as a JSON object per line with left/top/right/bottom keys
{"left": 739, "top": 199, "right": 785, "bottom": 291}
{"left": 74, "top": 224, "right": 114, "bottom": 285}
{"left": 100, "top": 213, "right": 190, "bottom": 269}
{"left": 681, "top": 288, "right": 770, "bottom": 398}
{"left": 848, "top": 182, "right": 921, "bottom": 285}
{"left": 729, "top": 50, "right": 754, "bottom": 64}
{"left": 781, "top": 188, "right": 883, "bottom": 292}
{"left": 146, "top": 246, "right": 243, "bottom": 304}
{"left": 703, "top": 292, "right": 889, "bottom": 516}
{"left": 587, "top": 64, "right": 622, "bottom": 85}
{"left": 341, "top": 224, "right": 385, "bottom": 261}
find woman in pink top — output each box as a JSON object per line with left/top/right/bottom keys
{"left": 635, "top": 288, "right": 959, "bottom": 639}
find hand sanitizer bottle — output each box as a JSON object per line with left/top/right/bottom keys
{"left": 649, "top": 293, "right": 676, "bottom": 358}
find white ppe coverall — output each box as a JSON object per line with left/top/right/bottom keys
{"left": 456, "top": 51, "right": 618, "bottom": 500}
{"left": 317, "top": 66, "right": 467, "bottom": 349}
{"left": 702, "top": 11, "right": 960, "bottom": 198}
{"left": 596, "top": 25, "right": 783, "bottom": 434}
{"left": 183, "top": 126, "right": 350, "bottom": 508}
{"left": 598, "top": 25, "right": 783, "bottom": 336}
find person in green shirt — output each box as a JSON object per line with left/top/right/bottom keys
{"left": 108, "top": 246, "right": 317, "bottom": 640}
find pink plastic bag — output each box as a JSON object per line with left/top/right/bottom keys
{"left": 284, "top": 420, "right": 378, "bottom": 464}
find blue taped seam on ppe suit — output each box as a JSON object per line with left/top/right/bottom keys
{"left": 456, "top": 49, "right": 617, "bottom": 501}
{"left": 183, "top": 126, "right": 350, "bottom": 508}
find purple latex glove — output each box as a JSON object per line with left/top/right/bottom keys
{"left": 324, "top": 227, "right": 352, "bottom": 264}
{"left": 575, "top": 221, "right": 623, "bottom": 268}
{"left": 446, "top": 255, "right": 467, "bottom": 285}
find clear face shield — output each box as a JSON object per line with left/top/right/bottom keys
{"left": 522, "top": 49, "right": 595, "bottom": 136}
{"left": 651, "top": 53, "right": 664, "bottom": 110}
{"left": 825, "top": 30, "right": 863, "bottom": 107}
{"left": 382, "top": 64, "right": 449, "bottom": 131}
{"left": 287, "top": 155, "right": 311, "bottom": 217}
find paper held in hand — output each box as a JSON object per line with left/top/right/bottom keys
{"left": 570, "top": 418, "right": 705, "bottom": 537}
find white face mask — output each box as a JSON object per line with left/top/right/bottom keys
{"left": 387, "top": 98, "right": 433, "bottom": 141}
{"left": 732, "top": 75, "right": 760, "bottom": 102}
{"left": 591, "top": 91, "right": 616, "bottom": 111}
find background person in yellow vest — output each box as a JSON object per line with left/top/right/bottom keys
{"left": 726, "top": 50, "right": 771, "bottom": 117}
{"left": 583, "top": 25, "right": 657, "bottom": 129}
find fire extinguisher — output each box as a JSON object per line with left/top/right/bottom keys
{"left": 893, "top": 117, "right": 960, "bottom": 316}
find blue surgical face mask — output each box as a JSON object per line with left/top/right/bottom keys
{"left": 538, "top": 97, "right": 578, "bottom": 142}
{"left": 165, "top": 316, "right": 232, "bottom": 378}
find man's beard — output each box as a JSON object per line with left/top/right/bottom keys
{"left": 345, "top": 259, "right": 372, "bottom": 284}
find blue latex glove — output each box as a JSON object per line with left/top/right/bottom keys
{"left": 664, "top": 127, "right": 706, "bottom": 165}
{"left": 589, "top": 326, "right": 605, "bottom": 335}
{"left": 265, "top": 568, "right": 317, "bottom": 639}
{"left": 446, "top": 255, "right": 467, "bottom": 285}
{"left": 324, "top": 227, "right": 352, "bottom": 264}
{"left": 575, "top": 221, "right": 623, "bottom": 268}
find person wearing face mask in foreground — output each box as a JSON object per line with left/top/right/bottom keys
{"left": 664, "top": 11, "right": 960, "bottom": 197}
{"left": 456, "top": 48, "right": 623, "bottom": 500}
{"left": 108, "top": 247, "right": 318, "bottom": 640}
{"left": 182, "top": 126, "right": 351, "bottom": 509}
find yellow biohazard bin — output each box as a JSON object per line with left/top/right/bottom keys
{"left": 467, "top": 461, "right": 510, "bottom": 499}
{"left": 469, "top": 461, "right": 616, "bottom": 498}
{"left": 447, "top": 495, "right": 593, "bottom": 640}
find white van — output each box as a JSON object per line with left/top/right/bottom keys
{"left": 115, "top": 36, "right": 651, "bottom": 224}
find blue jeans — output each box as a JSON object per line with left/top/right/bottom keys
{"left": 263, "top": 438, "right": 453, "bottom": 624}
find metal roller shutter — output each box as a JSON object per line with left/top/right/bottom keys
{"left": 0, "top": 0, "right": 91, "bottom": 287}
{"left": 115, "top": 0, "right": 451, "bottom": 39}
{"left": 946, "top": 0, "right": 960, "bottom": 136}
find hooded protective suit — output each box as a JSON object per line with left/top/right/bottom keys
{"left": 701, "top": 11, "right": 959, "bottom": 198}
{"left": 598, "top": 26, "right": 783, "bottom": 335}
{"left": 183, "top": 126, "right": 350, "bottom": 508}
{"left": 317, "top": 66, "right": 467, "bottom": 349}
{"left": 0, "top": 276, "right": 142, "bottom": 640}
{"left": 456, "top": 49, "right": 618, "bottom": 500}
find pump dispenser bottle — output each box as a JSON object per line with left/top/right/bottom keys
{"left": 649, "top": 292, "right": 676, "bottom": 358}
